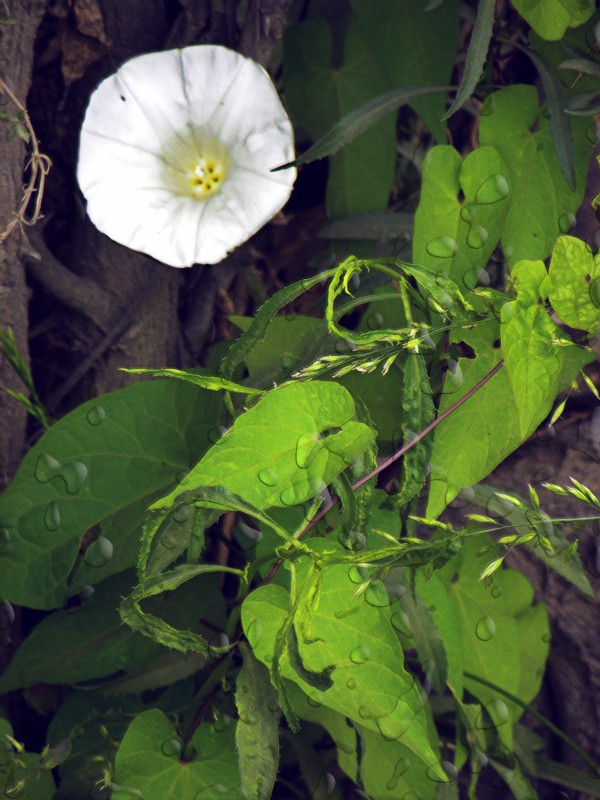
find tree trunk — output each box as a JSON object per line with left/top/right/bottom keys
{"left": 0, "top": 0, "right": 46, "bottom": 485}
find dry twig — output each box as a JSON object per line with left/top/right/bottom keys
{"left": 0, "top": 77, "right": 51, "bottom": 244}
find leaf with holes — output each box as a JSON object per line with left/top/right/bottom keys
{"left": 153, "top": 381, "right": 375, "bottom": 512}
{"left": 242, "top": 541, "right": 446, "bottom": 779}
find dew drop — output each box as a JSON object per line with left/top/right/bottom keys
{"left": 391, "top": 611, "right": 413, "bottom": 638}
{"left": 476, "top": 698, "right": 509, "bottom": 729}
{"left": 161, "top": 736, "right": 182, "bottom": 757}
{"left": 314, "top": 773, "right": 336, "bottom": 796}
{"left": 475, "top": 174, "right": 509, "bottom": 204}
{"left": 212, "top": 715, "right": 232, "bottom": 733}
{"left": 346, "top": 677, "right": 357, "bottom": 690}
{"left": 295, "top": 432, "right": 318, "bottom": 469}
{"left": 426, "top": 760, "right": 458, "bottom": 783}
{"left": 338, "top": 529, "right": 366, "bottom": 551}
{"left": 425, "top": 236, "right": 458, "bottom": 259}
{"left": 35, "top": 452, "right": 61, "bottom": 483}
{"left": 542, "top": 632, "right": 551, "bottom": 644}
{"left": 558, "top": 211, "right": 576, "bottom": 233}
{"left": 83, "top": 536, "right": 113, "bottom": 568}
{"left": 386, "top": 757, "right": 410, "bottom": 790}
{"left": 491, "top": 584, "right": 503, "bottom": 599}
{"left": 86, "top": 405, "right": 106, "bottom": 426}
{"left": 209, "top": 632, "right": 229, "bottom": 652}
{"left": 367, "top": 312, "right": 384, "bottom": 330}
{"left": 160, "top": 533, "right": 178, "bottom": 550}
{"left": 279, "top": 483, "right": 301, "bottom": 506}
{"left": 4, "top": 782, "right": 25, "bottom": 798}
{"left": 365, "top": 582, "right": 389, "bottom": 607}
{"left": 444, "top": 360, "right": 463, "bottom": 391}
{"left": 173, "top": 504, "right": 193, "bottom": 523}
{"left": 35, "top": 453, "right": 88, "bottom": 494}
{"left": 348, "top": 565, "right": 367, "bottom": 584}
{"left": 308, "top": 692, "right": 324, "bottom": 708}
{"left": 246, "top": 619, "right": 263, "bottom": 648}
{"left": 481, "top": 94, "right": 496, "bottom": 115}
{"left": 468, "top": 749, "right": 488, "bottom": 774}
{"left": 258, "top": 468, "right": 278, "bottom": 487}
{"left": 463, "top": 267, "right": 489, "bottom": 290}
{"left": 376, "top": 709, "right": 409, "bottom": 740}
{"left": 475, "top": 615, "right": 496, "bottom": 641}
{"left": 350, "top": 644, "right": 371, "bottom": 664}
{"left": 44, "top": 501, "right": 61, "bottom": 531}
{"left": 467, "top": 223, "right": 489, "bottom": 250}
{"left": 358, "top": 705, "right": 373, "bottom": 719}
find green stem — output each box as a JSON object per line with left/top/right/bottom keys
{"left": 464, "top": 670, "right": 600, "bottom": 778}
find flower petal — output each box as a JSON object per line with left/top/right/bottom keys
{"left": 77, "top": 45, "right": 296, "bottom": 267}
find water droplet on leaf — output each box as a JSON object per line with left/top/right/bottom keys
{"left": 558, "top": 212, "right": 576, "bottom": 233}
{"left": 161, "top": 737, "right": 182, "bottom": 757}
{"left": 391, "top": 611, "right": 413, "bottom": 638}
{"left": 86, "top": 405, "right": 106, "bottom": 426}
{"left": 295, "top": 432, "right": 318, "bottom": 469}
{"left": 350, "top": 644, "right": 371, "bottom": 664}
{"left": 425, "top": 236, "right": 458, "bottom": 259}
{"left": 475, "top": 174, "right": 509, "bottom": 204}
{"left": 475, "top": 615, "right": 496, "bottom": 641}
{"left": 83, "top": 536, "right": 113, "bottom": 568}
{"left": 365, "top": 582, "right": 390, "bottom": 607}
{"left": 386, "top": 757, "right": 410, "bottom": 790}
{"left": 258, "top": 468, "right": 278, "bottom": 487}
{"left": 44, "top": 501, "right": 60, "bottom": 531}
{"left": 35, "top": 453, "right": 87, "bottom": 494}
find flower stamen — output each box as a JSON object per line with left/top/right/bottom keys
{"left": 163, "top": 130, "right": 231, "bottom": 200}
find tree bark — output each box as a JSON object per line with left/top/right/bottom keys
{"left": 0, "top": 1, "right": 47, "bottom": 486}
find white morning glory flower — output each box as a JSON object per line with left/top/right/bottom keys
{"left": 77, "top": 45, "right": 296, "bottom": 267}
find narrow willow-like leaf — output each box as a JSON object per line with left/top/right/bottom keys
{"left": 219, "top": 268, "right": 337, "bottom": 380}
{"left": 101, "top": 651, "right": 208, "bottom": 696}
{"left": 443, "top": 0, "right": 496, "bottom": 120}
{"left": 121, "top": 368, "right": 263, "bottom": 395}
{"left": 396, "top": 575, "right": 448, "bottom": 694}
{"left": 489, "top": 757, "right": 538, "bottom": 800}
{"left": 395, "top": 352, "right": 435, "bottom": 508}
{"left": 276, "top": 86, "right": 448, "bottom": 169}
{"left": 472, "top": 483, "right": 594, "bottom": 595}
{"left": 120, "top": 563, "right": 241, "bottom": 654}
{"left": 506, "top": 39, "right": 575, "bottom": 188}
{"left": 235, "top": 644, "right": 281, "bottom": 800}
{"left": 559, "top": 57, "right": 600, "bottom": 78}
{"left": 531, "top": 755, "right": 600, "bottom": 796}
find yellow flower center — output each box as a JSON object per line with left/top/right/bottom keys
{"left": 162, "top": 130, "right": 230, "bottom": 200}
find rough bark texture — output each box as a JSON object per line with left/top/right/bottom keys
{"left": 0, "top": 0, "right": 46, "bottom": 485}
